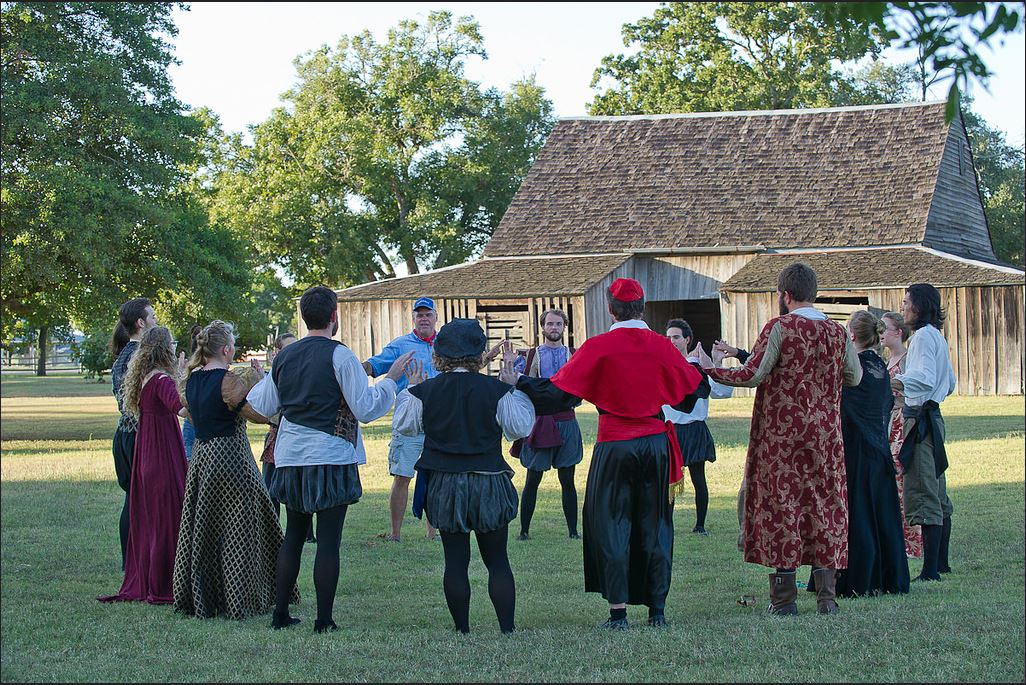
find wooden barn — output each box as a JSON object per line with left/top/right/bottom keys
{"left": 319, "top": 101, "right": 1024, "bottom": 395}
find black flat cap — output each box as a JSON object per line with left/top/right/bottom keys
{"left": 435, "top": 318, "right": 487, "bottom": 359}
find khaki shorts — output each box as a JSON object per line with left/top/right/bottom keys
{"left": 901, "top": 416, "right": 953, "bottom": 527}
{"left": 388, "top": 431, "right": 425, "bottom": 478}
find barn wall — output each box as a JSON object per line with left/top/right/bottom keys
{"left": 334, "top": 295, "right": 588, "bottom": 375}
{"left": 720, "top": 285, "right": 1025, "bottom": 396}
{"left": 922, "top": 117, "right": 997, "bottom": 262}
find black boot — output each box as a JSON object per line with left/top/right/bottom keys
{"left": 314, "top": 619, "right": 339, "bottom": 633}
{"left": 271, "top": 612, "right": 301, "bottom": 630}
{"left": 938, "top": 516, "right": 952, "bottom": 573}
{"left": 914, "top": 524, "right": 942, "bottom": 581}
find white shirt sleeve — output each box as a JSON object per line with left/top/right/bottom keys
{"left": 897, "top": 331, "right": 939, "bottom": 403}
{"left": 709, "top": 377, "right": 734, "bottom": 400}
{"left": 246, "top": 373, "right": 281, "bottom": 417}
{"left": 335, "top": 347, "right": 398, "bottom": 423}
{"left": 496, "top": 388, "right": 536, "bottom": 441}
{"left": 392, "top": 389, "right": 423, "bottom": 437}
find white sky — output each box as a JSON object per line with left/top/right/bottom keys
{"left": 168, "top": 2, "right": 1025, "bottom": 146}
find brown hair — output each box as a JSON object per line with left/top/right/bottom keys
{"left": 539, "top": 308, "right": 568, "bottom": 328}
{"left": 849, "top": 310, "right": 886, "bottom": 351}
{"left": 432, "top": 352, "right": 484, "bottom": 374}
{"left": 777, "top": 263, "right": 817, "bottom": 303}
{"left": 274, "top": 332, "right": 297, "bottom": 350}
{"left": 881, "top": 311, "right": 911, "bottom": 343}
{"left": 109, "top": 297, "right": 151, "bottom": 356}
{"left": 605, "top": 289, "right": 645, "bottom": 321}
{"left": 178, "top": 320, "right": 236, "bottom": 396}
{"left": 121, "top": 326, "right": 177, "bottom": 417}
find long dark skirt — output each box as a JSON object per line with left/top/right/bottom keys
{"left": 172, "top": 420, "right": 297, "bottom": 619}
{"left": 582, "top": 433, "right": 674, "bottom": 609}
{"left": 836, "top": 446, "right": 910, "bottom": 597}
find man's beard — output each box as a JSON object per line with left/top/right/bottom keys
{"left": 544, "top": 330, "right": 563, "bottom": 343}
{"left": 331, "top": 320, "right": 339, "bottom": 337}
{"left": 778, "top": 293, "right": 788, "bottom": 316}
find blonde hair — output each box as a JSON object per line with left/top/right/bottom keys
{"left": 178, "top": 320, "right": 237, "bottom": 395}
{"left": 122, "top": 326, "right": 177, "bottom": 417}
{"left": 849, "top": 310, "right": 886, "bottom": 351}
{"left": 881, "top": 311, "right": 911, "bottom": 343}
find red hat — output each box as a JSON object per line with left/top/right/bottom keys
{"left": 609, "top": 278, "right": 644, "bottom": 302}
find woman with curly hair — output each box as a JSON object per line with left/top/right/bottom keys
{"left": 173, "top": 320, "right": 297, "bottom": 621}
{"left": 99, "top": 326, "right": 188, "bottom": 605}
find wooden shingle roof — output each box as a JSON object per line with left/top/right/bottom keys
{"left": 721, "top": 248, "right": 1025, "bottom": 292}
{"left": 335, "top": 254, "right": 630, "bottom": 301}
{"left": 485, "top": 102, "right": 952, "bottom": 257}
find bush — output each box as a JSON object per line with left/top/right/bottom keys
{"left": 75, "top": 330, "right": 114, "bottom": 381}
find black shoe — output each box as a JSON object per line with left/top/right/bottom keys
{"left": 314, "top": 619, "right": 339, "bottom": 633}
{"left": 517, "top": 532, "right": 530, "bottom": 541}
{"left": 272, "top": 613, "right": 301, "bottom": 630}
{"left": 912, "top": 572, "right": 942, "bottom": 582}
{"left": 568, "top": 531, "right": 581, "bottom": 540}
{"left": 646, "top": 614, "right": 667, "bottom": 627}
{"left": 692, "top": 525, "right": 709, "bottom": 536}
{"left": 599, "top": 616, "right": 629, "bottom": 630}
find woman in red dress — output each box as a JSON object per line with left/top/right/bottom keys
{"left": 99, "top": 326, "right": 188, "bottom": 605}
{"left": 881, "top": 311, "right": 922, "bottom": 559}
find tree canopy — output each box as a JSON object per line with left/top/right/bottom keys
{"left": 210, "top": 11, "right": 555, "bottom": 290}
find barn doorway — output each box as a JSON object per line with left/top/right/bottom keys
{"left": 644, "top": 299, "right": 722, "bottom": 355}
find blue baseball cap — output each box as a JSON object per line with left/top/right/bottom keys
{"left": 413, "top": 297, "right": 435, "bottom": 311}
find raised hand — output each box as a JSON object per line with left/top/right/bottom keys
{"left": 500, "top": 339, "right": 517, "bottom": 366}
{"left": 250, "top": 357, "right": 265, "bottom": 378}
{"left": 697, "top": 342, "right": 715, "bottom": 370}
{"left": 687, "top": 338, "right": 702, "bottom": 360}
{"left": 386, "top": 351, "right": 416, "bottom": 383}
{"left": 484, "top": 341, "right": 504, "bottom": 363}
{"left": 498, "top": 353, "right": 519, "bottom": 385}
{"left": 713, "top": 339, "right": 739, "bottom": 359}
{"left": 404, "top": 357, "right": 427, "bottom": 386}
{"left": 712, "top": 344, "right": 726, "bottom": 367}
{"left": 176, "top": 351, "right": 187, "bottom": 376}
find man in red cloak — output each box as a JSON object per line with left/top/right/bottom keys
{"left": 512, "top": 278, "right": 707, "bottom": 629}
{"left": 702, "top": 263, "right": 862, "bottom": 616}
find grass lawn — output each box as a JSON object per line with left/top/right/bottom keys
{"left": 1, "top": 373, "right": 1023, "bottom": 682}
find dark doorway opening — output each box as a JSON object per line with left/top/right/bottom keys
{"left": 644, "top": 299, "right": 722, "bottom": 354}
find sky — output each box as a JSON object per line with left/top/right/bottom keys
{"left": 167, "top": 2, "right": 1026, "bottom": 146}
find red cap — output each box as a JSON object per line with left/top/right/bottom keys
{"left": 609, "top": 278, "right": 644, "bottom": 302}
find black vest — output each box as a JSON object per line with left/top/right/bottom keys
{"left": 186, "top": 368, "right": 238, "bottom": 440}
{"left": 408, "top": 372, "right": 513, "bottom": 473}
{"left": 272, "top": 336, "right": 354, "bottom": 440}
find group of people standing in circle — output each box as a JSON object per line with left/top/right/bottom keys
{"left": 97, "top": 265, "right": 956, "bottom": 633}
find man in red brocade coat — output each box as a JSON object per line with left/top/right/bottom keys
{"left": 703, "top": 263, "right": 862, "bottom": 616}
{"left": 513, "top": 278, "right": 707, "bottom": 630}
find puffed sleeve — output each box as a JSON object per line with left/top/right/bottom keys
{"left": 221, "top": 372, "right": 269, "bottom": 424}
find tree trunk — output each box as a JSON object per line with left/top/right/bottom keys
{"left": 36, "top": 325, "right": 47, "bottom": 377}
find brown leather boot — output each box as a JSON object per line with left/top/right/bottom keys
{"left": 768, "top": 572, "right": 798, "bottom": 616}
{"left": 812, "top": 568, "right": 839, "bottom": 614}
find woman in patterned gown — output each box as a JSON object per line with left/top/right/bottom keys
{"left": 172, "top": 320, "right": 298, "bottom": 620}
{"left": 881, "top": 311, "right": 922, "bottom": 558}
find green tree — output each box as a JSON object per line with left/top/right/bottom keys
{"left": 1, "top": 3, "right": 198, "bottom": 372}
{"left": 212, "top": 11, "right": 554, "bottom": 289}
{"left": 588, "top": 2, "right": 883, "bottom": 115}
{"left": 1, "top": 4, "right": 281, "bottom": 370}
{"left": 818, "top": 3, "right": 1024, "bottom": 121}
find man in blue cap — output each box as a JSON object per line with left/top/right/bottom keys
{"left": 363, "top": 296, "right": 440, "bottom": 541}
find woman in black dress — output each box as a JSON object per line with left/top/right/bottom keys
{"left": 836, "top": 311, "right": 911, "bottom": 598}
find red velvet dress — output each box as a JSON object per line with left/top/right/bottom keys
{"left": 99, "top": 373, "right": 187, "bottom": 604}
{"left": 887, "top": 358, "right": 923, "bottom": 558}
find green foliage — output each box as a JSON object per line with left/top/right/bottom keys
{"left": 74, "top": 329, "right": 114, "bottom": 381}
{"left": 963, "top": 109, "right": 1025, "bottom": 266}
{"left": 817, "top": 2, "right": 1024, "bottom": 122}
{"left": 211, "top": 11, "right": 555, "bottom": 289}
{"left": 588, "top": 2, "right": 884, "bottom": 115}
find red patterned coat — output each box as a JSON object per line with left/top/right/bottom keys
{"left": 709, "top": 313, "right": 862, "bottom": 569}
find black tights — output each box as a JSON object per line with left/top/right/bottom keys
{"left": 685, "top": 463, "right": 709, "bottom": 529}
{"left": 440, "top": 526, "right": 516, "bottom": 633}
{"left": 519, "top": 467, "right": 578, "bottom": 536}
{"left": 275, "top": 505, "right": 348, "bottom": 622}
